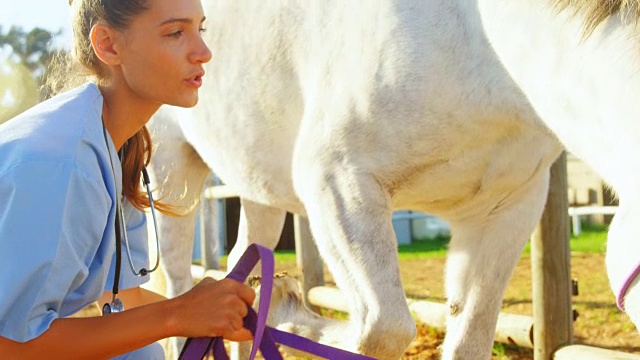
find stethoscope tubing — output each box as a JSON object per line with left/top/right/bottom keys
{"left": 101, "top": 118, "right": 161, "bottom": 314}
{"left": 121, "top": 167, "right": 161, "bottom": 277}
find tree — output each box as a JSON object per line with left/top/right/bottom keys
{"left": 0, "top": 25, "right": 62, "bottom": 124}
{"left": 0, "top": 58, "right": 39, "bottom": 124}
{"left": 0, "top": 25, "right": 60, "bottom": 79}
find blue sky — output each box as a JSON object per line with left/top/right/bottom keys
{"left": 0, "top": 1, "right": 73, "bottom": 49}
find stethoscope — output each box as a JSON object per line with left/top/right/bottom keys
{"left": 101, "top": 118, "right": 161, "bottom": 315}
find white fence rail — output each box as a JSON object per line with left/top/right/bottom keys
{"left": 568, "top": 206, "right": 617, "bottom": 236}
{"left": 201, "top": 185, "right": 617, "bottom": 238}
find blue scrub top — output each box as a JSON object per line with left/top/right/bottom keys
{"left": 0, "top": 83, "right": 151, "bottom": 343}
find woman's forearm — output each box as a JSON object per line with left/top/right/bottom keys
{"left": 2, "top": 299, "right": 180, "bottom": 360}
{"left": 98, "top": 287, "right": 167, "bottom": 311}
{"left": 0, "top": 278, "right": 256, "bottom": 359}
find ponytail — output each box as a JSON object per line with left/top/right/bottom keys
{"left": 121, "top": 126, "right": 177, "bottom": 215}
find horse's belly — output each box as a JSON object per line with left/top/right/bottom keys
{"left": 388, "top": 130, "right": 560, "bottom": 219}
{"left": 187, "top": 129, "right": 304, "bottom": 213}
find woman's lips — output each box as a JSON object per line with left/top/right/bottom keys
{"left": 187, "top": 77, "right": 202, "bottom": 88}
{"left": 185, "top": 72, "right": 205, "bottom": 88}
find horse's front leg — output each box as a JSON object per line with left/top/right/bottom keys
{"left": 148, "top": 115, "right": 211, "bottom": 299}
{"left": 224, "top": 199, "right": 287, "bottom": 360}
{"left": 292, "top": 163, "right": 416, "bottom": 360}
{"left": 441, "top": 174, "right": 551, "bottom": 360}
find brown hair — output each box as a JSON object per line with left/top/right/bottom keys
{"left": 553, "top": 0, "right": 640, "bottom": 36}
{"left": 48, "top": 0, "right": 175, "bottom": 214}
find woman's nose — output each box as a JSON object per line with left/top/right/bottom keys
{"left": 191, "top": 37, "right": 213, "bottom": 64}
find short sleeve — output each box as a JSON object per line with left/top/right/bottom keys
{"left": 0, "top": 161, "right": 111, "bottom": 342}
{"left": 104, "top": 200, "right": 151, "bottom": 291}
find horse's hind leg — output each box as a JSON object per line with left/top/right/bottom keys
{"left": 441, "top": 173, "right": 550, "bottom": 360}
{"left": 148, "top": 114, "right": 211, "bottom": 299}
{"left": 147, "top": 113, "right": 210, "bottom": 359}
{"left": 225, "top": 198, "right": 287, "bottom": 269}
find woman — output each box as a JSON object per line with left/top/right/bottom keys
{"left": 0, "top": 0, "right": 255, "bottom": 358}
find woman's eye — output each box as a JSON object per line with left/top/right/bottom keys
{"left": 199, "top": 27, "right": 207, "bottom": 34}
{"left": 167, "top": 30, "right": 184, "bottom": 38}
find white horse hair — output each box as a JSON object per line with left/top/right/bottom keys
{"left": 147, "top": 1, "right": 640, "bottom": 359}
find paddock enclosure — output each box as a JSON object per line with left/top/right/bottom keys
{"left": 146, "top": 1, "right": 640, "bottom": 359}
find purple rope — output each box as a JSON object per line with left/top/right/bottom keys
{"left": 178, "top": 243, "right": 376, "bottom": 360}
{"left": 179, "top": 337, "right": 215, "bottom": 359}
{"left": 617, "top": 261, "right": 640, "bottom": 310}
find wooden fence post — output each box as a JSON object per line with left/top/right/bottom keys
{"left": 531, "top": 152, "right": 573, "bottom": 360}
{"left": 294, "top": 214, "right": 325, "bottom": 313}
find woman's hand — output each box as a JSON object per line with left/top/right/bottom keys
{"left": 167, "top": 277, "right": 256, "bottom": 341}
{"left": 0, "top": 279, "right": 256, "bottom": 360}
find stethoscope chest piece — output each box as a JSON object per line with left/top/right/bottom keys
{"left": 102, "top": 297, "right": 124, "bottom": 316}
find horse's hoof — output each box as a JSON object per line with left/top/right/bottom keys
{"left": 249, "top": 271, "right": 291, "bottom": 287}
{"left": 252, "top": 273, "right": 306, "bottom": 323}
{"left": 248, "top": 275, "right": 262, "bottom": 287}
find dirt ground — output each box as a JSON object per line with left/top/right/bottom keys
{"left": 266, "top": 253, "right": 640, "bottom": 360}
{"left": 401, "top": 253, "right": 640, "bottom": 359}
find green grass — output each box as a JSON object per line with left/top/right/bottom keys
{"left": 218, "top": 249, "right": 298, "bottom": 265}
{"left": 398, "top": 221, "right": 608, "bottom": 261}
{"left": 218, "top": 235, "right": 451, "bottom": 264}
{"left": 397, "top": 221, "right": 608, "bottom": 260}
{"left": 266, "top": 250, "right": 298, "bottom": 263}
{"left": 398, "top": 236, "right": 450, "bottom": 259}
{"left": 521, "top": 222, "right": 608, "bottom": 255}
{"left": 568, "top": 222, "right": 609, "bottom": 253}
{"left": 217, "top": 222, "right": 608, "bottom": 264}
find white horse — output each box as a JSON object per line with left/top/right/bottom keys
{"left": 147, "top": 1, "right": 640, "bottom": 359}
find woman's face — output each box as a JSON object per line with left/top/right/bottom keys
{"left": 115, "top": 0, "right": 212, "bottom": 108}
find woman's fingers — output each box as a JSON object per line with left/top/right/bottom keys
{"left": 237, "top": 284, "right": 257, "bottom": 306}
{"left": 224, "top": 328, "right": 254, "bottom": 342}
{"left": 174, "top": 277, "right": 258, "bottom": 339}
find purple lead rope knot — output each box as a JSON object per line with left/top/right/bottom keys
{"left": 178, "top": 244, "right": 376, "bottom": 360}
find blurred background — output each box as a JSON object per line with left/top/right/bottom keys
{"left": 0, "top": 1, "right": 71, "bottom": 125}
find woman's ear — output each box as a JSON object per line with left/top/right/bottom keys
{"left": 90, "top": 23, "right": 122, "bottom": 66}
